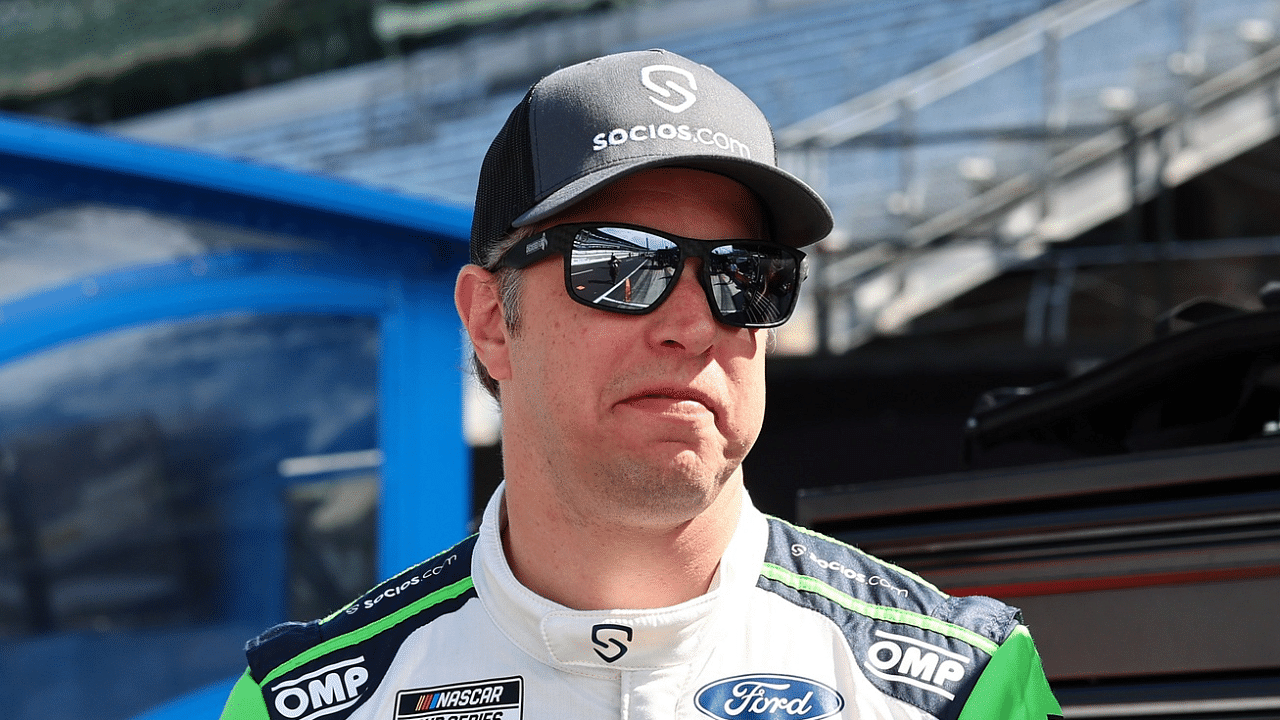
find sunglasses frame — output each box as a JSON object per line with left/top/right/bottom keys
{"left": 493, "top": 222, "right": 807, "bottom": 329}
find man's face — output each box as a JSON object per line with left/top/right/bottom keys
{"left": 499, "top": 167, "right": 771, "bottom": 527}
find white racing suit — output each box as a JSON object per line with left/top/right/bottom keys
{"left": 220, "top": 488, "right": 1061, "bottom": 720}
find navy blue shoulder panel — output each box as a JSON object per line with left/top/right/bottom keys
{"left": 314, "top": 533, "right": 478, "bottom": 641}
{"left": 758, "top": 519, "right": 1021, "bottom": 720}
{"left": 243, "top": 535, "right": 479, "bottom": 720}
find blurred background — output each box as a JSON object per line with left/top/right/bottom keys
{"left": 4, "top": 0, "right": 1280, "bottom": 718}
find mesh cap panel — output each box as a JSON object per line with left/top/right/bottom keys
{"left": 470, "top": 91, "right": 536, "bottom": 266}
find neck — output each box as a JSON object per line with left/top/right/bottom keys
{"left": 499, "top": 474, "right": 744, "bottom": 611}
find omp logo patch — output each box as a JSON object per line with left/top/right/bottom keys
{"left": 269, "top": 657, "right": 369, "bottom": 720}
{"left": 395, "top": 677, "right": 523, "bottom": 719}
{"left": 863, "top": 630, "right": 971, "bottom": 699}
{"left": 694, "top": 674, "right": 843, "bottom": 720}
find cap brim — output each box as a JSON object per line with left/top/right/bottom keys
{"left": 511, "top": 155, "right": 833, "bottom": 248}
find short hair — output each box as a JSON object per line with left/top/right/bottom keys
{"left": 469, "top": 226, "right": 535, "bottom": 401}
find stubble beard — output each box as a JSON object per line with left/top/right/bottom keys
{"left": 565, "top": 447, "right": 744, "bottom": 532}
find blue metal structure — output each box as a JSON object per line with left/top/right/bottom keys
{"left": 0, "top": 112, "right": 473, "bottom": 720}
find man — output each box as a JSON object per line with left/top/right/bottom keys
{"left": 220, "top": 49, "right": 1061, "bottom": 720}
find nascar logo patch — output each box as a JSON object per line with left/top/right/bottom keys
{"left": 395, "top": 676, "right": 522, "bottom": 719}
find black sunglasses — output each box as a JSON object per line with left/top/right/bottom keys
{"left": 494, "top": 223, "right": 807, "bottom": 329}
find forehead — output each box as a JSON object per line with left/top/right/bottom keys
{"left": 546, "top": 168, "right": 768, "bottom": 241}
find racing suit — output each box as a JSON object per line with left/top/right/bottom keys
{"left": 220, "top": 487, "right": 1061, "bottom": 720}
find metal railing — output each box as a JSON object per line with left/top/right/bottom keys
{"left": 774, "top": 0, "right": 1280, "bottom": 354}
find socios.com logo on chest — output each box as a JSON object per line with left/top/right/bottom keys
{"left": 695, "top": 674, "right": 844, "bottom": 720}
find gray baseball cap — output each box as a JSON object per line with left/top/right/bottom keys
{"left": 470, "top": 49, "right": 833, "bottom": 265}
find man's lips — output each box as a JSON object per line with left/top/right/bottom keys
{"left": 619, "top": 387, "right": 719, "bottom": 418}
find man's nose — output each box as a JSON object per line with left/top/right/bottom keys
{"left": 645, "top": 259, "right": 719, "bottom": 353}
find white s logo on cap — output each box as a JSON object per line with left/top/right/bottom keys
{"left": 641, "top": 65, "right": 697, "bottom": 113}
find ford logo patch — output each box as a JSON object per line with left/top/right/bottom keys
{"left": 694, "top": 674, "right": 843, "bottom": 720}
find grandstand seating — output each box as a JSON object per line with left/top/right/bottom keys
{"left": 114, "top": 0, "right": 1280, "bottom": 353}
{"left": 118, "top": 0, "right": 1052, "bottom": 206}
{"left": 775, "top": 0, "right": 1280, "bottom": 349}
{"left": 625, "top": 0, "right": 1051, "bottom": 126}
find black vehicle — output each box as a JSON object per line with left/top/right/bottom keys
{"left": 798, "top": 292, "right": 1280, "bottom": 718}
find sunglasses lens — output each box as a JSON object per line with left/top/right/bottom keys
{"left": 556, "top": 225, "right": 800, "bottom": 327}
{"left": 567, "top": 227, "right": 680, "bottom": 311}
{"left": 707, "top": 245, "right": 800, "bottom": 326}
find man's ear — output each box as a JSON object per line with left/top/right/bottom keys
{"left": 455, "top": 265, "right": 513, "bottom": 382}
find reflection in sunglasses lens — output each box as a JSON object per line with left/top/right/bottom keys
{"left": 563, "top": 226, "right": 799, "bottom": 327}
{"left": 571, "top": 229, "right": 679, "bottom": 311}
{"left": 708, "top": 244, "right": 793, "bottom": 325}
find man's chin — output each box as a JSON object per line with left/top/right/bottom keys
{"left": 589, "top": 454, "right": 739, "bottom": 525}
